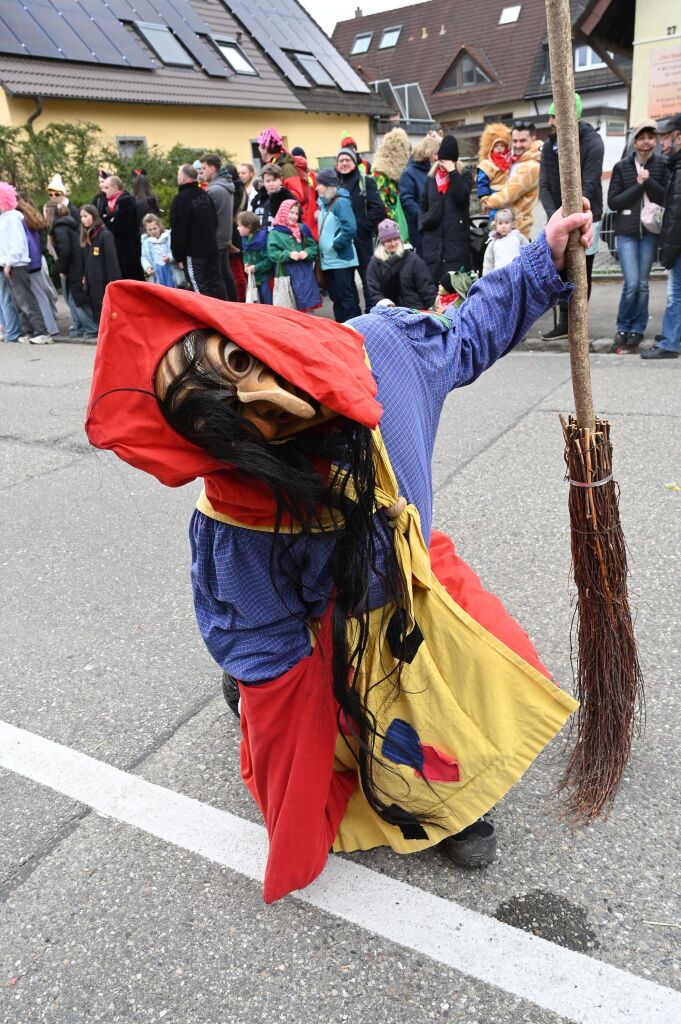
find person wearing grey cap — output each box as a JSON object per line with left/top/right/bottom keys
{"left": 642, "top": 113, "right": 681, "bottom": 359}
{"left": 607, "top": 119, "right": 668, "bottom": 351}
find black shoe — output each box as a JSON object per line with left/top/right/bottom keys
{"left": 626, "top": 332, "right": 644, "bottom": 348}
{"left": 640, "top": 346, "right": 679, "bottom": 360}
{"left": 610, "top": 330, "right": 630, "bottom": 352}
{"left": 541, "top": 322, "right": 569, "bottom": 340}
{"left": 222, "top": 671, "right": 240, "bottom": 718}
{"left": 441, "top": 813, "right": 497, "bottom": 868}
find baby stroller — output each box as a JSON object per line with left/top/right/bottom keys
{"left": 469, "top": 215, "right": 489, "bottom": 277}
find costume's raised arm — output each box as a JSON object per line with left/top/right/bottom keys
{"left": 440, "top": 231, "right": 570, "bottom": 392}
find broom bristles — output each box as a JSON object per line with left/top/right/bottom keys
{"left": 559, "top": 415, "right": 645, "bottom": 822}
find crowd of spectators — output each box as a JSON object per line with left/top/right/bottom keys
{"left": 1, "top": 109, "right": 680, "bottom": 359}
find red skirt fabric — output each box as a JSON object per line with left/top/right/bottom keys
{"left": 238, "top": 529, "right": 551, "bottom": 903}
{"left": 230, "top": 252, "right": 247, "bottom": 302}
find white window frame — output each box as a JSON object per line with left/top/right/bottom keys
{"left": 211, "top": 36, "right": 258, "bottom": 75}
{"left": 391, "top": 82, "right": 432, "bottom": 122}
{"left": 499, "top": 6, "right": 521, "bottom": 25}
{"left": 574, "top": 44, "right": 613, "bottom": 71}
{"left": 351, "top": 32, "right": 373, "bottom": 55}
{"left": 379, "top": 26, "right": 401, "bottom": 49}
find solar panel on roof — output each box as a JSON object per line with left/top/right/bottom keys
{"left": 226, "top": 2, "right": 310, "bottom": 88}
{"left": 0, "top": 0, "right": 63, "bottom": 59}
{"left": 78, "top": 0, "right": 155, "bottom": 67}
{"left": 105, "top": 0, "right": 161, "bottom": 23}
{"left": 162, "top": 8, "right": 229, "bottom": 77}
{"left": 163, "top": 0, "right": 211, "bottom": 37}
{"left": 59, "top": 0, "right": 136, "bottom": 65}
{"left": 28, "top": 0, "right": 98, "bottom": 63}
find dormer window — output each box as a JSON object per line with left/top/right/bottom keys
{"left": 379, "top": 26, "right": 401, "bottom": 49}
{"left": 437, "top": 52, "right": 492, "bottom": 91}
{"left": 135, "top": 22, "right": 193, "bottom": 66}
{"left": 351, "top": 32, "right": 373, "bottom": 55}
{"left": 499, "top": 6, "right": 521, "bottom": 24}
{"left": 574, "top": 45, "right": 612, "bottom": 71}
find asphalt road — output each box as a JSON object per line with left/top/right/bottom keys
{"left": 1, "top": 326, "right": 679, "bottom": 1024}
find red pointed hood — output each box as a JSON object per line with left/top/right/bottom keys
{"left": 85, "top": 282, "right": 381, "bottom": 524}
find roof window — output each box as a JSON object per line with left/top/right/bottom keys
{"left": 351, "top": 32, "right": 373, "bottom": 55}
{"left": 379, "top": 26, "right": 401, "bottom": 49}
{"left": 293, "top": 52, "right": 336, "bottom": 87}
{"left": 135, "top": 22, "right": 193, "bottom": 66}
{"left": 212, "top": 37, "right": 258, "bottom": 75}
{"left": 499, "top": 5, "right": 521, "bottom": 24}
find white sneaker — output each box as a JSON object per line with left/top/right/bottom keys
{"left": 29, "top": 334, "right": 53, "bottom": 345}
{"left": 18, "top": 334, "right": 31, "bottom": 344}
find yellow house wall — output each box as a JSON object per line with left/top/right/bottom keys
{"left": 1, "top": 94, "right": 371, "bottom": 166}
{"left": 631, "top": 2, "right": 681, "bottom": 122}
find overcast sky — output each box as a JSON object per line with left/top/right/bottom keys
{"left": 298, "top": 0, "right": 419, "bottom": 37}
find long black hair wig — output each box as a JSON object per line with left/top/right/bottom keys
{"left": 158, "top": 329, "right": 432, "bottom": 836}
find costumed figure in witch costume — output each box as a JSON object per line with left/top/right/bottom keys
{"left": 371, "top": 127, "right": 411, "bottom": 243}
{"left": 85, "top": 204, "right": 593, "bottom": 905}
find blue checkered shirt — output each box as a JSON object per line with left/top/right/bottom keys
{"left": 189, "top": 234, "right": 570, "bottom": 681}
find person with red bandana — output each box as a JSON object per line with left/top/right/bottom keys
{"left": 85, "top": 203, "right": 592, "bottom": 905}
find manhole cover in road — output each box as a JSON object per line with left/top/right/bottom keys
{"left": 494, "top": 888, "right": 600, "bottom": 952}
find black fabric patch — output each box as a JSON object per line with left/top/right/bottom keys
{"left": 380, "top": 804, "right": 429, "bottom": 841}
{"left": 386, "top": 608, "right": 424, "bottom": 664}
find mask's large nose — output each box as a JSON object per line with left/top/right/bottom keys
{"left": 235, "top": 362, "right": 317, "bottom": 420}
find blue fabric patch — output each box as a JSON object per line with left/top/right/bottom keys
{"left": 382, "top": 718, "right": 424, "bottom": 773}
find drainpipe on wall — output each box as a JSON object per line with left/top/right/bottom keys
{"left": 25, "top": 95, "right": 43, "bottom": 135}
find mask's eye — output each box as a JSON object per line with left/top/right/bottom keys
{"left": 223, "top": 341, "right": 256, "bottom": 379}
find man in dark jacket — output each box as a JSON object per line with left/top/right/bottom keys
{"left": 101, "top": 176, "right": 145, "bottom": 281}
{"left": 170, "top": 164, "right": 226, "bottom": 300}
{"left": 335, "top": 147, "right": 385, "bottom": 311}
{"left": 200, "top": 153, "right": 237, "bottom": 301}
{"left": 641, "top": 113, "right": 681, "bottom": 359}
{"left": 539, "top": 94, "right": 604, "bottom": 338}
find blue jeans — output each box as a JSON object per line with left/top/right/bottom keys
{"left": 0, "top": 270, "right": 22, "bottom": 340}
{"left": 658, "top": 253, "right": 681, "bottom": 353}
{"left": 64, "top": 279, "right": 98, "bottom": 337}
{"left": 615, "top": 232, "right": 658, "bottom": 334}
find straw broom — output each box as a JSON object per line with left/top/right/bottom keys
{"left": 545, "top": 0, "right": 644, "bottom": 822}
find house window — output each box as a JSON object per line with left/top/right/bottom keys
{"left": 437, "top": 53, "right": 491, "bottom": 91}
{"left": 212, "top": 38, "right": 258, "bottom": 75}
{"left": 379, "top": 26, "right": 401, "bottom": 49}
{"left": 293, "top": 52, "right": 335, "bottom": 86}
{"left": 392, "top": 83, "right": 432, "bottom": 122}
{"left": 117, "top": 136, "right": 147, "bottom": 159}
{"left": 351, "top": 32, "right": 373, "bottom": 55}
{"left": 499, "top": 5, "right": 521, "bottom": 24}
{"left": 134, "top": 22, "right": 193, "bottom": 66}
{"left": 574, "top": 45, "right": 612, "bottom": 71}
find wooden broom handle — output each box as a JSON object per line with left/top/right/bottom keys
{"left": 545, "top": 0, "right": 595, "bottom": 431}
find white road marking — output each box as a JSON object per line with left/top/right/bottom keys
{"left": 1, "top": 719, "right": 679, "bottom": 1024}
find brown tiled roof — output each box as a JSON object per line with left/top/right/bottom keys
{"left": 332, "top": 0, "right": 627, "bottom": 119}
